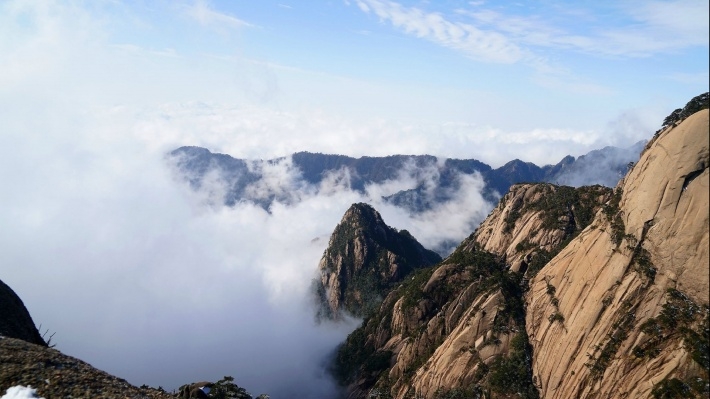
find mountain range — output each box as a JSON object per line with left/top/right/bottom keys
{"left": 167, "top": 141, "right": 645, "bottom": 214}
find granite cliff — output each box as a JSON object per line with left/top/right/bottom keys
{"left": 330, "top": 100, "right": 708, "bottom": 398}
{"left": 525, "top": 108, "right": 709, "bottom": 399}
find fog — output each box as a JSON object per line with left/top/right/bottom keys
{"left": 0, "top": 104, "right": 493, "bottom": 397}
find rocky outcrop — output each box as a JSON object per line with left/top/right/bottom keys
{"left": 315, "top": 203, "right": 441, "bottom": 319}
{"left": 332, "top": 184, "right": 611, "bottom": 398}
{"left": 0, "top": 279, "right": 45, "bottom": 346}
{"left": 331, "top": 104, "right": 708, "bottom": 399}
{"left": 525, "top": 109, "right": 709, "bottom": 399}
{"left": 469, "top": 183, "right": 612, "bottom": 274}
{"left": 0, "top": 336, "right": 173, "bottom": 398}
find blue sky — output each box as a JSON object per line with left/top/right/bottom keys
{"left": 2, "top": 0, "right": 707, "bottom": 165}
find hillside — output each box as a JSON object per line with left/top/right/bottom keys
{"left": 330, "top": 104, "right": 708, "bottom": 398}
{"left": 0, "top": 282, "right": 263, "bottom": 398}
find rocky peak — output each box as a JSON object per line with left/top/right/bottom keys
{"left": 314, "top": 203, "right": 441, "bottom": 320}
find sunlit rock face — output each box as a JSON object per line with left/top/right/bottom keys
{"left": 331, "top": 106, "right": 708, "bottom": 399}
{"left": 314, "top": 202, "right": 441, "bottom": 320}
{"left": 332, "top": 184, "right": 610, "bottom": 399}
{"left": 526, "top": 109, "right": 709, "bottom": 399}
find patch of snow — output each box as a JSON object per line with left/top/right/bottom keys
{"left": 1, "top": 386, "right": 46, "bottom": 399}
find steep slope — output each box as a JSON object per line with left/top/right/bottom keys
{"left": 332, "top": 184, "right": 611, "bottom": 398}
{"left": 0, "top": 279, "right": 45, "bottom": 346}
{"left": 315, "top": 203, "right": 442, "bottom": 320}
{"left": 526, "top": 109, "right": 709, "bottom": 399}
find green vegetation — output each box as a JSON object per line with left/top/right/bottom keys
{"left": 585, "top": 300, "right": 637, "bottom": 381}
{"left": 525, "top": 249, "right": 555, "bottom": 280}
{"left": 652, "top": 378, "right": 692, "bottom": 399}
{"left": 661, "top": 92, "right": 709, "bottom": 129}
{"left": 433, "top": 386, "right": 485, "bottom": 399}
{"left": 629, "top": 289, "right": 708, "bottom": 398}
{"left": 602, "top": 187, "right": 625, "bottom": 247}
{"left": 633, "top": 289, "right": 709, "bottom": 374}
{"left": 487, "top": 332, "right": 539, "bottom": 399}
{"left": 548, "top": 312, "right": 565, "bottom": 324}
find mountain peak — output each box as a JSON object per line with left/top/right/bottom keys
{"left": 314, "top": 203, "right": 441, "bottom": 320}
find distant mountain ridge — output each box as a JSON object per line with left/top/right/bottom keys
{"left": 168, "top": 142, "right": 645, "bottom": 214}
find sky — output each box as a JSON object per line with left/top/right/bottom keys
{"left": 0, "top": 0, "right": 708, "bottom": 397}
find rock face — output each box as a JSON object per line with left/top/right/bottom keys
{"left": 332, "top": 105, "right": 708, "bottom": 399}
{"left": 315, "top": 203, "right": 441, "bottom": 319}
{"left": 525, "top": 109, "right": 709, "bottom": 399}
{"left": 0, "top": 279, "right": 45, "bottom": 346}
{"left": 332, "top": 184, "right": 611, "bottom": 398}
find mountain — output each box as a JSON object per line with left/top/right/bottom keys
{"left": 526, "top": 108, "right": 709, "bottom": 399}
{"left": 331, "top": 184, "right": 612, "bottom": 398}
{"left": 314, "top": 203, "right": 442, "bottom": 320}
{"left": 549, "top": 141, "right": 646, "bottom": 187}
{"left": 329, "top": 106, "right": 708, "bottom": 398}
{"left": 167, "top": 142, "right": 643, "bottom": 215}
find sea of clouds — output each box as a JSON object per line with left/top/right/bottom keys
{"left": 0, "top": 102, "right": 497, "bottom": 397}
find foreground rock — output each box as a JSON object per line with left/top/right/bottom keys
{"left": 0, "top": 337, "right": 172, "bottom": 399}
{"left": 331, "top": 101, "right": 708, "bottom": 398}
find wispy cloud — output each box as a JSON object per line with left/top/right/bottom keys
{"left": 184, "top": 0, "right": 253, "bottom": 31}
{"left": 352, "top": 0, "right": 707, "bottom": 94}
{"left": 355, "top": 0, "right": 525, "bottom": 63}
{"left": 455, "top": 1, "right": 708, "bottom": 58}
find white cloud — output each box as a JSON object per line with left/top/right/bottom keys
{"left": 356, "top": 0, "right": 525, "bottom": 63}
{"left": 184, "top": 0, "right": 252, "bottom": 30}
{"left": 456, "top": 1, "right": 709, "bottom": 57}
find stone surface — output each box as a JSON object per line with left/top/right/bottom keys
{"left": 525, "top": 109, "right": 709, "bottom": 399}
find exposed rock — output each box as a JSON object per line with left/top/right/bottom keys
{"left": 0, "top": 279, "right": 45, "bottom": 346}
{"left": 469, "top": 183, "right": 612, "bottom": 274}
{"left": 331, "top": 107, "right": 708, "bottom": 399}
{"left": 332, "top": 184, "right": 611, "bottom": 398}
{"left": 0, "top": 337, "right": 173, "bottom": 398}
{"left": 315, "top": 203, "right": 441, "bottom": 319}
{"left": 526, "top": 109, "right": 709, "bottom": 399}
